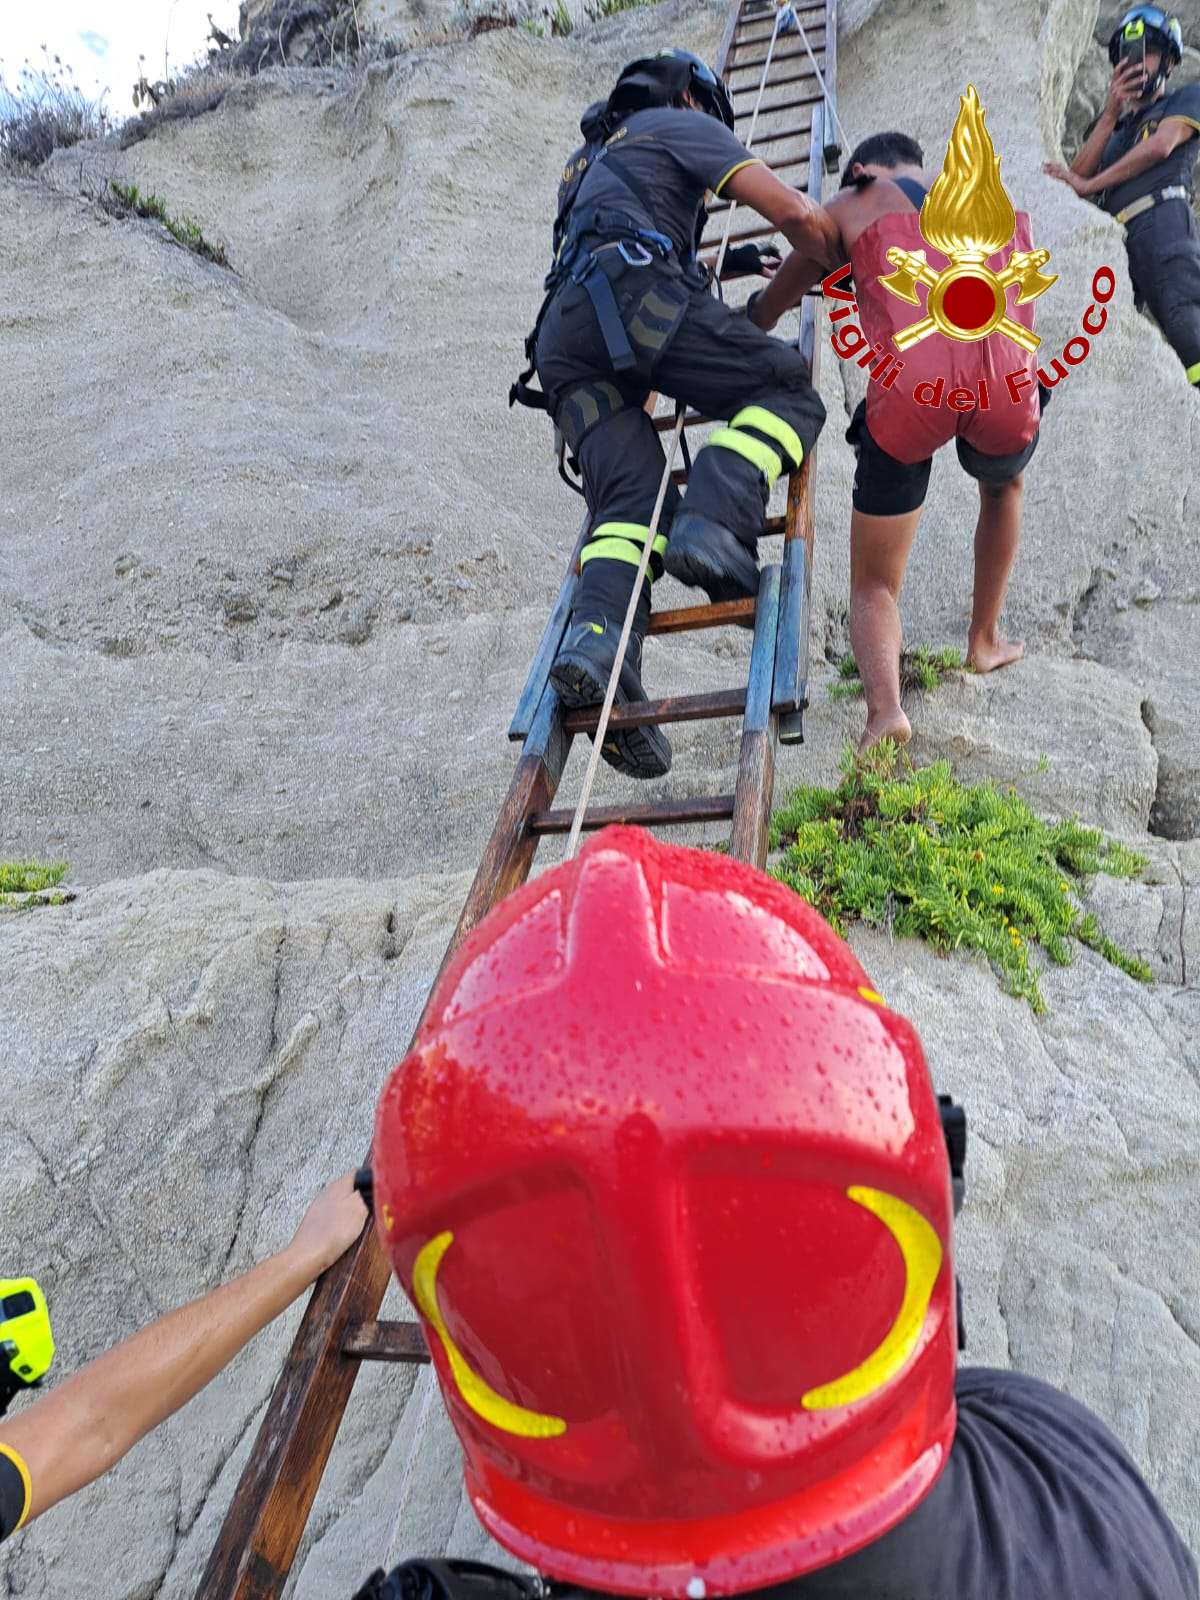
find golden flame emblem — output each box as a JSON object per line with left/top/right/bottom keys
{"left": 879, "top": 85, "right": 1057, "bottom": 351}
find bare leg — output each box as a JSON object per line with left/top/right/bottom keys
{"left": 849, "top": 504, "right": 923, "bottom": 753}
{"left": 967, "top": 475, "right": 1026, "bottom": 672}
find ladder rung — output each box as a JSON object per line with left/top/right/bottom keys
{"left": 734, "top": 5, "right": 824, "bottom": 43}
{"left": 343, "top": 1320, "right": 429, "bottom": 1363}
{"left": 733, "top": 69, "right": 825, "bottom": 94}
{"left": 529, "top": 794, "right": 736, "bottom": 836}
{"left": 735, "top": 92, "right": 822, "bottom": 120}
{"left": 562, "top": 687, "right": 746, "bottom": 734}
{"left": 740, "top": 121, "right": 815, "bottom": 147}
{"left": 763, "top": 514, "right": 786, "bottom": 536}
{"left": 648, "top": 597, "right": 757, "bottom": 633}
{"left": 700, "top": 220, "right": 788, "bottom": 250}
{"left": 728, "top": 44, "right": 825, "bottom": 75}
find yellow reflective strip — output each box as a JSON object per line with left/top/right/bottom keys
{"left": 413, "top": 1232, "right": 566, "bottom": 1439}
{"left": 1187, "top": 360, "right": 1200, "bottom": 385}
{"left": 706, "top": 426, "right": 783, "bottom": 487}
{"left": 713, "top": 157, "right": 763, "bottom": 197}
{"left": 580, "top": 537, "right": 647, "bottom": 569}
{"left": 652, "top": 533, "right": 668, "bottom": 558}
{"left": 591, "top": 521, "right": 652, "bottom": 542}
{"left": 0, "top": 1441, "right": 32, "bottom": 1531}
{"left": 731, "top": 405, "right": 805, "bottom": 469}
{"left": 801, "top": 1187, "right": 943, "bottom": 1410}
{"left": 857, "top": 986, "right": 884, "bottom": 1005}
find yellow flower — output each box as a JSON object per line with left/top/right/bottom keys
{"left": 1059, "top": 882, "right": 1069, "bottom": 893}
{"left": 992, "top": 884, "right": 1003, "bottom": 894}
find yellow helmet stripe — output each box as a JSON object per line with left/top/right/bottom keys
{"left": 412, "top": 1232, "right": 567, "bottom": 1439}
{"left": 801, "top": 1187, "right": 943, "bottom": 1410}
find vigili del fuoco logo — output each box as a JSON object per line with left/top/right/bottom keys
{"left": 822, "top": 85, "right": 1117, "bottom": 408}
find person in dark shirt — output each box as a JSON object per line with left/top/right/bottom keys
{"left": 355, "top": 826, "right": 1198, "bottom": 1600}
{"left": 516, "top": 50, "right": 837, "bottom": 782}
{"left": 0, "top": 1171, "right": 365, "bottom": 1545}
{"left": 1045, "top": 5, "right": 1200, "bottom": 387}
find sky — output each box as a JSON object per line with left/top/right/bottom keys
{"left": 1, "top": 1, "right": 242, "bottom": 117}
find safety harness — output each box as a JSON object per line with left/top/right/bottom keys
{"left": 509, "top": 130, "right": 686, "bottom": 414}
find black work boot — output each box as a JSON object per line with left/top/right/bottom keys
{"left": 550, "top": 573, "right": 671, "bottom": 781}
{"left": 663, "top": 510, "right": 760, "bottom": 605}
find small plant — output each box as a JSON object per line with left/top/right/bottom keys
{"left": 582, "top": 0, "right": 660, "bottom": 17}
{"left": 769, "top": 744, "right": 1151, "bottom": 1013}
{"left": 0, "top": 51, "right": 110, "bottom": 169}
{"left": 0, "top": 860, "right": 71, "bottom": 911}
{"left": 545, "top": 0, "right": 574, "bottom": 34}
{"left": 830, "top": 645, "right": 967, "bottom": 700}
{"left": 102, "top": 180, "right": 229, "bottom": 267}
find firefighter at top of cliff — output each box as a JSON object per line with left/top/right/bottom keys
{"left": 512, "top": 49, "right": 836, "bottom": 781}
{"left": 749, "top": 92, "right": 1051, "bottom": 755}
{"left": 359, "top": 826, "right": 1198, "bottom": 1600}
{"left": 1045, "top": 5, "right": 1200, "bottom": 388}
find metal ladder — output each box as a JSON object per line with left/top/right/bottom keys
{"left": 197, "top": 4, "right": 838, "bottom": 1592}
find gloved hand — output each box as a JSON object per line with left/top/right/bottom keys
{"left": 721, "top": 242, "right": 782, "bottom": 279}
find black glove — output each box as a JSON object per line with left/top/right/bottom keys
{"left": 722, "top": 242, "right": 782, "bottom": 279}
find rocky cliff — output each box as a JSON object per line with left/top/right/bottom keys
{"left": 2, "top": 0, "right": 1199, "bottom": 1594}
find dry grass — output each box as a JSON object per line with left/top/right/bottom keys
{"left": 0, "top": 55, "right": 111, "bottom": 170}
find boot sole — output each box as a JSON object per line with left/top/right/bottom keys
{"left": 550, "top": 658, "right": 672, "bottom": 781}
{"left": 664, "top": 538, "right": 760, "bottom": 612}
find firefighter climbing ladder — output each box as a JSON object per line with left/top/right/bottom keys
{"left": 198, "top": 4, "right": 839, "bottom": 1593}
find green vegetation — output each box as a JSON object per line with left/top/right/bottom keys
{"left": 0, "top": 860, "right": 70, "bottom": 911}
{"left": 769, "top": 745, "right": 1151, "bottom": 1013}
{"left": 830, "top": 645, "right": 967, "bottom": 700}
{"left": 103, "top": 181, "right": 229, "bottom": 267}
{"left": 522, "top": 0, "right": 659, "bottom": 36}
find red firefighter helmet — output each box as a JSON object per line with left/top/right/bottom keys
{"left": 373, "top": 827, "right": 957, "bottom": 1596}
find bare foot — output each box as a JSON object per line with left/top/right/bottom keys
{"left": 967, "top": 633, "right": 1025, "bottom": 673}
{"left": 857, "top": 708, "right": 912, "bottom": 755}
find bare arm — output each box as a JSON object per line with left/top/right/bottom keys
{"left": 0, "top": 1171, "right": 367, "bottom": 1526}
{"left": 748, "top": 245, "right": 835, "bottom": 330}
{"left": 1047, "top": 118, "right": 1196, "bottom": 197}
{"left": 1089, "top": 116, "right": 1197, "bottom": 190}
{"left": 723, "top": 161, "right": 841, "bottom": 262}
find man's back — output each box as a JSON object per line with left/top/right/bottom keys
{"left": 826, "top": 173, "right": 927, "bottom": 255}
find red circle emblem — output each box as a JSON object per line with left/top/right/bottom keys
{"left": 940, "top": 274, "right": 996, "bottom": 331}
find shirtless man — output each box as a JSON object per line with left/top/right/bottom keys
{"left": 750, "top": 130, "right": 1044, "bottom": 752}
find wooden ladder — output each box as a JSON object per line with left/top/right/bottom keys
{"left": 197, "top": 3, "right": 837, "bottom": 1592}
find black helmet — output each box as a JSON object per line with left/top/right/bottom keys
{"left": 1108, "top": 5, "right": 1184, "bottom": 67}
{"left": 606, "top": 48, "right": 735, "bottom": 130}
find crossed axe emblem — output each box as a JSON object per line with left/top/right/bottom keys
{"left": 879, "top": 245, "right": 1058, "bottom": 353}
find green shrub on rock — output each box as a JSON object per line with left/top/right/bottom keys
{"left": 769, "top": 744, "right": 1151, "bottom": 1012}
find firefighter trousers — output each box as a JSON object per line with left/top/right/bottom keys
{"left": 1125, "top": 200, "right": 1200, "bottom": 385}
{"left": 534, "top": 249, "right": 827, "bottom": 624}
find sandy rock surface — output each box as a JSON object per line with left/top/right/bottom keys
{"left": 2, "top": 0, "right": 1199, "bottom": 1592}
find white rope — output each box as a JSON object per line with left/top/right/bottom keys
{"left": 564, "top": 5, "right": 787, "bottom": 861}
{"left": 780, "top": 2, "right": 855, "bottom": 157}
